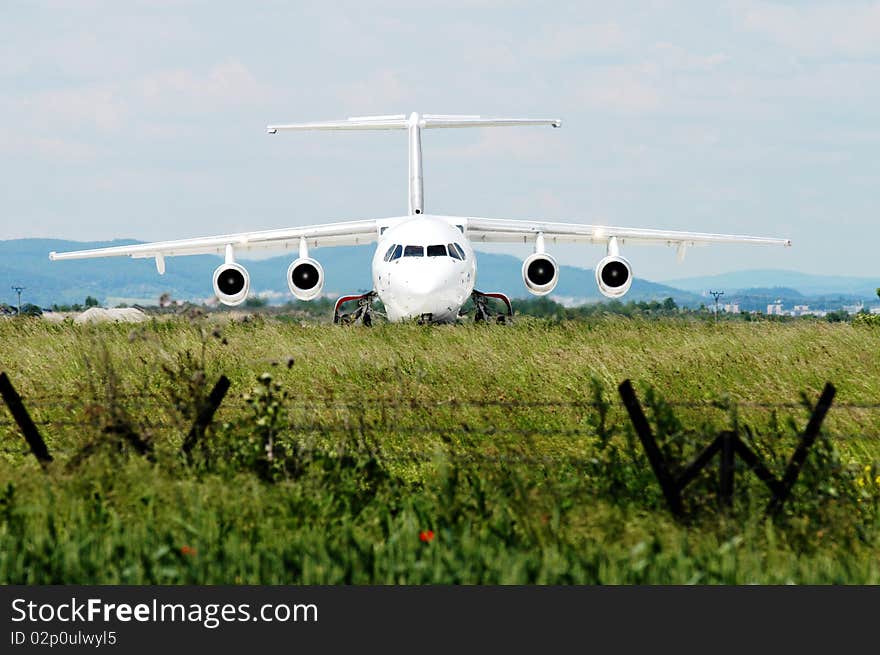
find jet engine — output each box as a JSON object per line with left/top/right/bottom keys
{"left": 287, "top": 257, "right": 325, "bottom": 301}
{"left": 595, "top": 255, "right": 632, "bottom": 298}
{"left": 522, "top": 252, "right": 559, "bottom": 296}
{"left": 212, "top": 262, "right": 250, "bottom": 306}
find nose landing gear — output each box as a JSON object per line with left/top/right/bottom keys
{"left": 334, "top": 291, "right": 381, "bottom": 326}
{"left": 469, "top": 290, "right": 513, "bottom": 324}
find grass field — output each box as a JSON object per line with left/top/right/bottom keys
{"left": 1, "top": 315, "right": 879, "bottom": 583}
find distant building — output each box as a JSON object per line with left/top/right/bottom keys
{"left": 721, "top": 303, "right": 740, "bottom": 314}
{"left": 767, "top": 300, "right": 784, "bottom": 316}
{"left": 870, "top": 306, "right": 880, "bottom": 315}
{"left": 843, "top": 302, "right": 865, "bottom": 315}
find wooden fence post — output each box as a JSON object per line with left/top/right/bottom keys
{"left": 718, "top": 431, "right": 735, "bottom": 508}
{"left": 618, "top": 379, "right": 683, "bottom": 517}
{"left": 183, "top": 375, "right": 230, "bottom": 464}
{"left": 767, "top": 382, "right": 836, "bottom": 515}
{"left": 0, "top": 372, "right": 53, "bottom": 469}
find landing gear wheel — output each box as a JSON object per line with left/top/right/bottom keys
{"left": 334, "top": 291, "right": 381, "bottom": 326}
{"left": 471, "top": 290, "right": 513, "bottom": 324}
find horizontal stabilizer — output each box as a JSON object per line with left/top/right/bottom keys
{"left": 267, "top": 116, "right": 408, "bottom": 133}
{"left": 267, "top": 113, "right": 562, "bottom": 134}
{"left": 422, "top": 116, "right": 561, "bottom": 129}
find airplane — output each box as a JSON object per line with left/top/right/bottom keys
{"left": 49, "top": 112, "right": 791, "bottom": 324}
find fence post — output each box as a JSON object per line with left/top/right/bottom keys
{"left": 718, "top": 430, "right": 735, "bottom": 508}
{"left": 183, "top": 375, "right": 230, "bottom": 464}
{"left": 767, "top": 382, "right": 836, "bottom": 515}
{"left": 0, "top": 372, "right": 53, "bottom": 469}
{"left": 618, "top": 379, "right": 683, "bottom": 517}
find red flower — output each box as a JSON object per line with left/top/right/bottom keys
{"left": 419, "top": 530, "right": 435, "bottom": 543}
{"left": 180, "top": 545, "right": 197, "bottom": 557}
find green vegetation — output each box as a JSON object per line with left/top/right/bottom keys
{"left": 0, "top": 316, "right": 879, "bottom": 583}
{"left": 216, "top": 295, "right": 864, "bottom": 324}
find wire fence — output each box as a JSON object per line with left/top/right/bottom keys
{"left": 4, "top": 396, "right": 880, "bottom": 438}
{"left": 9, "top": 390, "right": 880, "bottom": 411}
{"left": 4, "top": 373, "right": 880, "bottom": 460}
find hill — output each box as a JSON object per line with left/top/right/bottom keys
{"left": 665, "top": 269, "right": 879, "bottom": 299}
{"left": 0, "top": 238, "right": 699, "bottom": 308}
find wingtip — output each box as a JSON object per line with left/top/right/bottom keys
{"left": 266, "top": 126, "right": 277, "bottom": 134}
{"left": 552, "top": 119, "right": 562, "bottom": 128}
{"left": 48, "top": 251, "right": 56, "bottom": 261}
{"left": 785, "top": 239, "right": 793, "bottom": 247}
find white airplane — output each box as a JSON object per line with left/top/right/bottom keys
{"left": 50, "top": 112, "right": 791, "bottom": 324}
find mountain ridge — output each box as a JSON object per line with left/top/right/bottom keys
{"left": 1, "top": 238, "right": 699, "bottom": 308}
{"left": 664, "top": 269, "right": 879, "bottom": 298}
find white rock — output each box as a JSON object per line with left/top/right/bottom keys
{"left": 74, "top": 307, "right": 149, "bottom": 324}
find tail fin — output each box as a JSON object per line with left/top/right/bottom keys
{"left": 267, "top": 112, "right": 562, "bottom": 215}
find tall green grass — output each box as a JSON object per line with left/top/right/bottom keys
{"left": 0, "top": 315, "right": 878, "bottom": 583}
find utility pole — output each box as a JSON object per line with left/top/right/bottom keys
{"left": 709, "top": 290, "right": 724, "bottom": 323}
{"left": 11, "top": 285, "right": 24, "bottom": 316}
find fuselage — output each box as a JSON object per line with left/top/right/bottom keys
{"left": 371, "top": 214, "right": 476, "bottom": 322}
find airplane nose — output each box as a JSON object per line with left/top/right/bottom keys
{"left": 407, "top": 276, "right": 445, "bottom": 296}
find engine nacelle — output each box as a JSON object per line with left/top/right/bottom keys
{"left": 522, "top": 252, "right": 559, "bottom": 296}
{"left": 595, "top": 255, "right": 633, "bottom": 298}
{"left": 212, "top": 262, "right": 250, "bottom": 306}
{"left": 287, "top": 257, "right": 324, "bottom": 301}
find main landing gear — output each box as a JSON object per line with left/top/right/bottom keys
{"left": 334, "top": 291, "right": 381, "bottom": 326}
{"left": 469, "top": 290, "right": 513, "bottom": 324}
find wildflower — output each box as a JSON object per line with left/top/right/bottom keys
{"left": 419, "top": 530, "right": 435, "bottom": 543}
{"left": 180, "top": 545, "right": 197, "bottom": 557}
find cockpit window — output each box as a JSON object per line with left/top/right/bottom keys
{"left": 391, "top": 244, "right": 403, "bottom": 260}
{"left": 447, "top": 243, "right": 462, "bottom": 260}
{"left": 427, "top": 244, "right": 447, "bottom": 257}
{"left": 383, "top": 244, "right": 396, "bottom": 262}
{"left": 403, "top": 245, "right": 424, "bottom": 257}
{"left": 453, "top": 243, "right": 466, "bottom": 260}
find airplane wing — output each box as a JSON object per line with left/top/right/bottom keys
{"left": 463, "top": 217, "right": 791, "bottom": 250}
{"left": 49, "top": 218, "right": 397, "bottom": 264}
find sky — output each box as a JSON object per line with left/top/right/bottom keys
{"left": 1, "top": 1, "right": 878, "bottom": 281}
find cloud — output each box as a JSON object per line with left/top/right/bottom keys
{"left": 22, "top": 86, "right": 128, "bottom": 132}
{"left": 435, "top": 126, "right": 569, "bottom": 161}
{"left": 11, "top": 60, "right": 269, "bottom": 138}
{"left": 575, "top": 66, "right": 663, "bottom": 113}
{"left": 136, "top": 60, "right": 271, "bottom": 111}
{"left": 525, "top": 21, "right": 630, "bottom": 60}
{"left": 0, "top": 132, "right": 102, "bottom": 161}
{"left": 653, "top": 43, "right": 730, "bottom": 72}
{"left": 336, "top": 70, "right": 410, "bottom": 112}
{"left": 741, "top": 2, "right": 880, "bottom": 56}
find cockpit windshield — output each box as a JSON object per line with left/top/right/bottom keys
{"left": 383, "top": 243, "right": 465, "bottom": 261}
